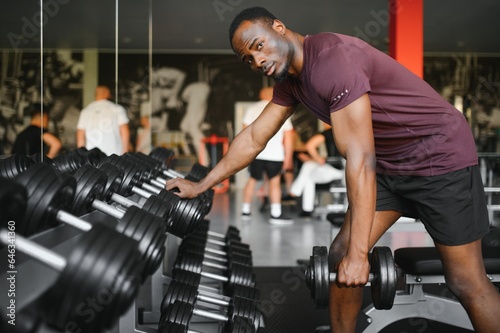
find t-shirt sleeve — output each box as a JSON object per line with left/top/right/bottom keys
{"left": 272, "top": 80, "right": 299, "bottom": 107}
{"left": 117, "top": 105, "right": 129, "bottom": 125}
{"left": 311, "top": 44, "right": 371, "bottom": 113}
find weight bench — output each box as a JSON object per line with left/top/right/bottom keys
{"left": 360, "top": 245, "right": 500, "bottom": 332}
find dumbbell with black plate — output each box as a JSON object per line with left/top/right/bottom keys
{"left": 160, "top": 297, "right": 260, "bottom": 333}
{"left": 71, "top": 163, "right": 182, "bottom": 233}
{"left": 190, "top": 220, "right": 242, "bottom": 243}
{"left": 176, "top": 243, "right": 253, "bottom": 276}
{"left": 0, "top": 154, "right": 35, "bottom": 179}
{"left": 159, "top": 315, "right": 256, "bottom": 333}
{"left": 50, "top": 147, "right": 106, "bottom": 174}
{"left": 305, "top": 246, "right": 397, "bottom": 310}
{"left": 173, "top": 255, "right": 256, "bottom": 294}
{"left": 14, "top": 163, "right": 166, "bottom": 281}
{"left": 91, "top": 162, "right": 206, "bottom": 239}
{"left": 0, "top": 224, "right": 142, "bottom": 332}
{"left": 181, "top": 231, "right": 252, "bottom": 260}
{"left": 129, "top": 155, "right": 214, "bottom": 215}
{"left": 171, "top": 268, "right": 238, "bottom": 300}
{"left": 126, "top": 152, "right": 209, "bottom": 184}
{"left": 159, "top": 281, "right": 262, "bottom": 330}
{"left": 179, "top": 237, "right": 253, "bottom": 268}
{"left": 124, "top": 150, "right": 209, "bottom": 182}
{"left": 74, "top": 146, "right": 107, "bottom": 166}
{"left": 178, "top": 239, "right": 252, "bottom": 266}
{"left": 107, "top": 151, "right": 212, "bottom": 212}
{"left": 161, "top": 280, "right": 260, "bottom": 314}
{"left": 180, "top": 224, "right": 250, "bottom": 255}
{"left": 98, "top": 155, "right": 208, "bottom": 235}
{"left": 149, "top": 146, "right": 176, "bottom": 168}
{"left": 0, "top": 177, "right": 27, "bottom": 225}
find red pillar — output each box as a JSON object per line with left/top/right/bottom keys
{"left": 389, "top": 0, "right": 423, "bottom": 78}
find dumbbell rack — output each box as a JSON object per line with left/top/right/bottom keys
{"left": 1, "top": 192, "right": 258, "bottom": 333}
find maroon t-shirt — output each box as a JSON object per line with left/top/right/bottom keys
{"left": 273, "top": 33, "right": 478, "bottom": 176}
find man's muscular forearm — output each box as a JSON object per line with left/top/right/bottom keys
{"left": 166, "top": 124, "right": 266, "bottom": 198}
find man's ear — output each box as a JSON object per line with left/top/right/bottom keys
{"left": 272, "top": 19, "right": 286, "bottom": 35}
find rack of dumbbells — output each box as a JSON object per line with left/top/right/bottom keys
{"left": 0, "top": 147, "right": 263, "bottom": 333}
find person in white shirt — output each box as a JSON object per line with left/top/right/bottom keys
{"left": 241, "top": 86, "right": 295, "bottom": 225}
{"left": 76, "top": 85, "right": 130, "bottom": 156}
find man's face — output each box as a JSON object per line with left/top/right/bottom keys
{"left": 231, "top": 20, "right": 293, "bottom": 82}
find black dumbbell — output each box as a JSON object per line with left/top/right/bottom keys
{"left": 0, "top": 224, "right": 142, "bottom": 332}
{"left": 173, "top": 257, "right": 255, "bottom": 294}
{"left": 74, "top": 147, "right": 107, "bottom": 166}
{"left": 115, "top": 152, "right": 214, "bottom": 215}
{"left": 305, "top": 246, "right": 397, "bottom": 310}
{"left": 171, "top": 268, "right": 235, "bottom": 299}
{"left": 176, "top": 246, "right": 253, "bottom": 274}
{"left": 51, "top": 150, "right": 88, "bottom": 174}
{"left": 139, "top": 161, "right": 214, "bottom": 215}
{"left": 178, "top": 238, "right": 252, "bottom": 265}
{"left": 125, "top": 151, "right": 208, "bottom": 182}
{"left": 179, "top": 239, "right": 251, "bottom": 262}
{"left": 149, "top": 147, "right": 176, "bottom": 168}
{"left": 160, "top": 281, "right": 261, "bottom": 330}
{"left": 98, "top": 155, "right": 207, "bottom": 235}
{"left": 181, "top": 232, "right": 252, "bottom": 258}
{"left": 190, "top": 221, "right": 241, "bottom": 243}
{"left": 159, "top": 299, "right": 260, "bottom": 333}
{"left": 120, "top": 153, "right": 214, "bottom": 217}
{"left": 89, "top": 163, "right": 206, "bottom": 239}
{"left": 161, "top": 280, "right": 259, "bottom": 315}
{"left": 158, "top": 315, "right": 256, "bottom": 333}
{"left": 71, "top": 163, "right": 178, "bottom": 229}
{"left": 0, "top": 154, "right": 35, "bottom": 179}
{"left": 14, "top": 163, "right": 166, "bottom": 281}
{"left": 0, "top": 177, "right": 27, "bottom": 225}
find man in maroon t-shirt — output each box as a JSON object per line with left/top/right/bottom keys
{"left": 166, "top": 7, "right": 499, "bottom": 332}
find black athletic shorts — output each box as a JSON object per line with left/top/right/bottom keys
{"left": 249, "top": 159, "right": 283, "bottom": 180}
{"left": 376, "top": 165, "right": 490, "bottom": 246}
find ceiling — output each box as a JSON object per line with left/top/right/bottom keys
{"left": 1, "top": 0, "right": 499, "bottom": 54}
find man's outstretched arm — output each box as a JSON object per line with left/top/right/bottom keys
{"left": 165, "top": 102, "right": 295, "bottom": 198}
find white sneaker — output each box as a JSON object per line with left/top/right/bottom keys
{"left": 269, "top": 213, "right": 294, "bottom": 225}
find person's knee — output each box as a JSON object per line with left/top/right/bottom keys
{"left": 444, "top": 269, "right": 490, "bottom": 301}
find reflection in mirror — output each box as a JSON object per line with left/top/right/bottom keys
{"left": 111, "top": 0, "right": 151, "bottom": 154}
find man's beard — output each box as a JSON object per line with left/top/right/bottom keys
{"left": 274, "top": 62, "right": 290, "bottom": 83}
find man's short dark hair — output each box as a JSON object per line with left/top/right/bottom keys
{"left": 229, "top": 7, "right": 277, "bottom": 47}
{"left": 30, "top": 104, "right": 49, "bottom": 119}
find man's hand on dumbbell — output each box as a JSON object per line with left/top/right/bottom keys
{"left": 335, "top": 252, "right": 371, "bottom": 288}
{"left": 165, "top": 177, "right": 204, "bottom": 199}
{"left": 306, "top": 246, "right": 397, "bottom": 309}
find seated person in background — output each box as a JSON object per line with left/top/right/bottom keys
{"left": 12, "top": 106, "right": 62, "bottom": 158}
{"left": 290, "top": 124, "right": 344, "bottom": 217}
